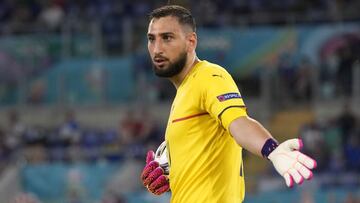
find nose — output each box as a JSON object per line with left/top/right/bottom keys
{"left": 153, "top": 40, "right": 164, "bottom": 55}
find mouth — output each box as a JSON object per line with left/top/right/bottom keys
{"left": 154, "top": 57, "right": 168, "bottom": 67}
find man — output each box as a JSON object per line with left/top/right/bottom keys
{"left": 141, "top": 5, "right": 317, "bottom": 203}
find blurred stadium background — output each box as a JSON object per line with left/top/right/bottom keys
{"left": 0, "top": 0, "right": 359, "bottom": 202}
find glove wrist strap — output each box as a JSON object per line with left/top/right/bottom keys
{"left": 261, "top": 138, "right": 279, "bottom": 159}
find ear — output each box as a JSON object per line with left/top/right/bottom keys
{"left": 187, "top": 32, "right": 197, "bottom": 53}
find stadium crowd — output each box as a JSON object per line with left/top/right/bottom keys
{"left": 1, "top": 0, "right": 360, "bottom": 31}
{"left": 0, "top": 101, "right": 359, "bottom": 202}
{"left": 0, "top": 0, "right": 360, "bottom": 54}
{"left": 0, "top": 108, "right": 162, "bottom": 169}
{"left": 0, "top": 0, "right": 359, "bottom": 104}
{"left": 0, "top": 107, "right": 165, "bottom": 202}
{"left": 300, "top": 103, "right": 360, "bottom": 173}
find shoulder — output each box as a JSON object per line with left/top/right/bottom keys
{"left": 195, "top": 60, "right": 231, "bottom": 80}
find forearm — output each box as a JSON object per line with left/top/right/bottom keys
{"left": 228, "top": 115, "right": 317, "bottom": 188}
{"left": 229, "top": 116, "right": 275, "bottom": 157}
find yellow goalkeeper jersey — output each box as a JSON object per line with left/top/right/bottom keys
{"left": 165, "top": 60, "right": 247, "bottom": 203}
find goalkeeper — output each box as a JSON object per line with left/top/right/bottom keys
{"left": 141, "top": 5, "right": 317, "bottom": 203}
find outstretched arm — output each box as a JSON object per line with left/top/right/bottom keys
{"left": 229, "top": 116, "right": 317, "bottom": 187}
{"left": 229, "top": 116, "right": 274, "bottom": 157}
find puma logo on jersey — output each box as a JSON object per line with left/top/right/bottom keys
{"left": 212, "top": 74, "right": 224, "bottom": 78}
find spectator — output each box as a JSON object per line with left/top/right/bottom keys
{"left": 336, "top": 46, "right": 354, "bottom": 97}
{"left": 0, "top": 127, "right": 10, "bottom": 172}
{"left": 38, "top": 1, "right": 64, "bottom": 32}
{"left": 337, "top": 102, "right": 356, "bottom": 147}
{"left": 59, "top": 109, "right": 81, "bottom": 146}
{"left": 295, "top": 57, "right": 314, "bottom": 103}
{"left": 277, "top": 51, "right": 297, "bottom": 105}
{"left": 27, "top": 79, "right": 47, "bottom": 105}
{"left": 119, "top": 109, "right": 147, "bottom": 146}
{"left": 4, "top": 110, "right": 26, "bottom": 156}
{"left": 299, "top": 121, "right": 329, "bottom": 171}
{"left": 102, "top": 108, "right": 158, "bottom": 200}
{"left": 344, "top": 133, "right": 360, "bottom": 171}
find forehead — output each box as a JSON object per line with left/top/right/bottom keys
{"left": 148, "top": 16, "right": 184, "bottom": 35}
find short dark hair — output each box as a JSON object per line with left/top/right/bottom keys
{"left": 149, "top": 5, "right": 196, "bottom": 32}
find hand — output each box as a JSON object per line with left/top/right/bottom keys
{"left": 268, "top": 139, "right": 317, "bottom": 187}
{"left": 141, "top": 150, "right": 170, "bottom": 195}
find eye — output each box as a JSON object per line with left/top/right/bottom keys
{"left": 148, "top": 36, "right": 154, "bottom": 42}
{"left": 163, "top": 35, "right": 173, "bottom": 42}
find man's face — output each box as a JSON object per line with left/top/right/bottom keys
{"left": 147, "top": 16, "right": 190, "bottom": 77}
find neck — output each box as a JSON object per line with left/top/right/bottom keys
{"left": 169, "top": 54, "right": 199, "bottom": 89}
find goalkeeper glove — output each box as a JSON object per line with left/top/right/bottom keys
{"left": 141, "top": 150, "right": 170, "bottom": 195}
{"left": 264, "top": 138, "right": 317, "bottom": 187}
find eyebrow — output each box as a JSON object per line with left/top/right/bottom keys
{"left": 147, "top": 32, "right": 175, "bottom": 37}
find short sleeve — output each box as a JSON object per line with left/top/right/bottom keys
{"left": 199, "top": 66, "right": 247, "bottom": 130}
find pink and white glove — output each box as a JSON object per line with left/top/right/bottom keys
{"left": 141, "top": 151, "right": 170, "bottom": 195}
{"left": 268, "top": 139, "right": 317, "bottom": 187}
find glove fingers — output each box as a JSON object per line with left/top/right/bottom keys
{"left": 294, "top": 162, "right": 313, "bottom": 180}
{"left": 141, "top": 161, "right": 159, "bottom": 182}
{"left": 294, "top": 151, "right": 317, "bottom": 169}
{"left": 284, "top": 173, "right": 294, "bottom": 188}
{"left": 288, "top": 168, "right": 304, "bottom": 185}
{"left": 146, "top": 150, "right": 155, "bottom": 164}
{"left": 148, "top": 175, "right": 168, "bottom": 191}
{"left": 154, "top": 184, "right": 170, "bottom": 195}
{"left": 144, "top": 167, "right": 164, "bottom": 186}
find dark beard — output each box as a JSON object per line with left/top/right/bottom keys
{"left": 152, "top": 52, "right": 187, "bottom": 78}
